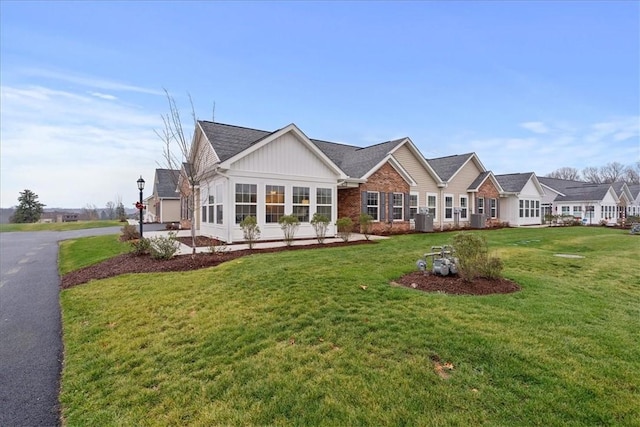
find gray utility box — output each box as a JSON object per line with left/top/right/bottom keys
{"left": 415, "top": 213, "right": 434, "bottom": 232}
{"left": 470, "top": 213, "right": 486, "bottom": 229}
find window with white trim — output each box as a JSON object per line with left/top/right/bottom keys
{"left": 562, "top": 206, "right": 570, "bottom": 215}
{"left": 444, "top": 194, "right": 453, "bottom": 220}
{"left": 459, "top": 196, "right": 468, "bottom": 220}
{"left": 207, "top": 195, "right": 214, "bottom": 223}
{"left": 265, "top": 185, "right": 285, "bottom": 223}
{"left": 477, "top": 197, "right": 484, "bottom": 215}
{"left": 235, "top": 183, "right": 257, "bottom": 223}
{"left": 427, "top": 193, "right": 437, "bottom": 218}
{"left": 490, "top": 198, "right": 497, "bottom": 218}
{"left": 215, "top": 184, "right": 224, "bottom": 224}
{"left": 293, "top": 186, "right": 310, "bottom": 222}
{"left": 392, "top": 193, "right": 404, "bottom": 220}
{"left": 367, "top": 192, "right": 379, "bottom": 221}
{"left": 525, "top": 200, "right": 530, "bottom": 218}
{"left": 409, "top": 193, "right": 418, "bottom": 220}
{"left": 316, "top": 188, "right": 332, "bottom": 221}
{"left": 573, "top": 206, "right": 582, "bottom": 216}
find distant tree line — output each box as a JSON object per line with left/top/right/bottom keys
{"left": 546, "top": 161, "right": 640, "bottom": 184}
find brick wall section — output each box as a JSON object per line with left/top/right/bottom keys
{"left": 338, "top": 162, "right": 411, "bottom": 234}
{"left": 476, "top": 177, "right": 501, "bottom": 226}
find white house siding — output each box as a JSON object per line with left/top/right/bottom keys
{"left": 500, "top": 178, "right": 544, "bottom": 226}
{"left": 201, "top": 131, "right": 340, "bottom": 243}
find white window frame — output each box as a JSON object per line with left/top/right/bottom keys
{"left": 215, "top": 184, "right": 224, "bottom": 225}
{"left": 292, "top": 186, "right": 310, "bottom": 222}
{"left": 392, "top": 193, "right": 404, "bottom": 221}
{"left": 490, "top": 198, "right": 497, "bottom": 218}
{"left": 235, "top": 183, "right": 257, "bottom": 224}
{"left": 367, "top": 192, "right": 379, "bottom": 221}
{"left": 409, "top": 192, "right": 419, "bottom": 220}
{"left": 459, "top": 195, "right": 468, "bottom": 220}
{"left": 444, "top": 194, "right": 454, "bottom": 220}
{"left": 265, "top": 184, "right": 285, "bottom": 224}
{"left": 477, "top": 197, "right": 484, "bottom": 215}
{"left": 426, "top": 192, "right": 437, "bottom": 219}
{"left": 316, "top": 188, "right": 332, "bottom": 221}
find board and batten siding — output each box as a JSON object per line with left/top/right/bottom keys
{"left": 231, "top": 132, "right": 337, "bottom": 179}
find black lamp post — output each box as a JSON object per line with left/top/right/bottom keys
{"left": 137, "top": 176, "right": 145, "bottom": 237}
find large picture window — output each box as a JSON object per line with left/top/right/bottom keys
{"left": 265, "top": 185, "right": 285, "bottom": 223}
{"left": 235, "top": 183, "right": 257, "bottom": 223}
{"left": 367, "top": 192, "right": 379, "bottom": 220}
{"left": 316, "top": 188, "right": 332, "bottom": 221}
{"left": 293, "top": 186, "right": 310, "bottom": 222}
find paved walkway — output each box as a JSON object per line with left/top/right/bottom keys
{"left": 143, "top": 230, "right": 387, "bottom": 255}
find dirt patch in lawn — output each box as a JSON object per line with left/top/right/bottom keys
{"left": 392, "top": 271, "right": 521, "bottom": 295}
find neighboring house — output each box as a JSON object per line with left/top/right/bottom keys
{"left": 467, "top": 171, "right": 505, "bottom": 226}
{"left": 495, "top": 173, "right": 545, "bottom": 226}
{"left": 427, "top": 153, "right": 502, "bottom": 229}
{"left": 627, "top": 184, "right": 640, "bottom": 218}
{"left": 538, "top": 177, "right": 621, "bottom": 225}
{"left": 146, "top": 168, "right": 181, "bottom": 223}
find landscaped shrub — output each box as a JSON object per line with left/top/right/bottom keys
{"left": 336, "top": 217, "right": 353, "bottom": 242}
{"left": 208, "top": 239, "right": 229, "bottom": 255}
{"left": 129, "top": 238, "right": 151, "bottom": 256}
{"left": 240, "top": 216, "right": 260, "bottom": 249}
{"left": 310, "top": 213, "right": 330, "bottom": 243}
{"left": 148, "top": 232, "right": 180, "bottom": 260}
{"left": 120, "top": 224, "right": 140, "bottom": 241}
{"left": 359, "top": 213, "right": 373, "bottom": 240}
{"left": 452, "top": 232, "right": 503, "bottom": 281}
{"left": 278, "top": 214, "right": 300, "bottom": 246}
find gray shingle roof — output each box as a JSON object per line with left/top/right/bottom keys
{"left": 628, "top": 184, "right": 640, "bottom": 199}
{"left": 468, "top": 171, "right": 492, "bottom": 191}
{"left": 538, "top": 177, "right": 618, "bottom": 202}
{"left": 538, "top": 177, "right": 587, "bottom": 195}
{"left": 495, "top": 172, "right": 536, "bottom": 193}
{"left": 198, "top": 121, "right": 407, "bottom": 179}
{"left": 426, "top": 153, "right": 474, "bottom": 181}
{"left": 154, "top": 169, "right": 180, "bottom": 199}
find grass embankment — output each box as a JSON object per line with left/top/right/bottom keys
{"left": 0, "top": 220, "right": 121, "bottom": 232}
{"left": 59, "top": 234, "right": 130, "bottom": 275}
{"left": 60, "top": 227, "right": 640, "bottom": 426}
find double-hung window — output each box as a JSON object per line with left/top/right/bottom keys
{"left": 392, "top": 193, "right": 404, "bottom": 220}
{"left": 316, "top": 188, "right": 332, "bottom": 221}
{"left": 444, "top": 195, "right": 453, "bottom": 220}
{"left": 235, "top": 183, "right": 257, "bottom": 223}
{"left": 519, "top": 200, "right": 524, "bottom": 218}
{"left": 525, "top": 200, "right": 530, "bottom": 218}
{"left": 477, "top": 197, "right": 484, "bottom": 215}
{"left": 367, "top": 192, "right": 379, "bottom": 221}
{"left": 265, "top": 185, "right": 285, "bottom": 223}
{"left": 293, "top": 186, "right": 310, "bottom": 222}
{"left": 427, "top": 193, "right": 437, "bottom": 218}
{"left": 490, "top": 198, "right": 497, "bottom": 218}
{"left": 208, "top": 195, "right": 214, "bottom": 223}
{"left": 215, "top": 184, "right": 223, "bottom": 224}
{"left": 459, "top": 196, "right": 468, "bottom": 220}
{"left": 409, "top": 193, "right": 418, "bottom": 220}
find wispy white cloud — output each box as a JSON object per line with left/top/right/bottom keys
{"left": 0, "top": 84, "right": 166, "bottom": 208}
{"left": 520, "top": 121, "right": 549, "bottom": 134}
{"left": 90, "top": 91, "right": 118, "bottom": 101}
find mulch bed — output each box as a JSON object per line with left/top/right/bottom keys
{"left": 61, "top": 237, "right": 521, "bottom": 296}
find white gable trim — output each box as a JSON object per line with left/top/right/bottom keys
{"left": 218, "top": 124, "right": 347, "bottom": 179}
{"left": 362, "top": 155, "right": 417, "bottom": 186}
{"left": 388, "top": 138, "right": 444, "bottom": 184}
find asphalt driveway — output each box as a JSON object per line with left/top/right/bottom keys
{"left": 0, "top": 226, "right": 146, "bottom": 426}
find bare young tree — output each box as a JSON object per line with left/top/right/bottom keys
{"left": 82, "top": 203, "right": 99, "bottom": 220}
{"left": 105, "top": 201, "right": 116, "bottom": 220}
{"left": 624, "top": 161, "right": 640, "bottom": 185}
{"left": 600, "top": 161, "right": 626, "bottom": 183}
{"left": 155, "top": 90, "right": 204, "bottom": 254}
{"left": 546, "top": 167, "right": 581, "bottom": 181}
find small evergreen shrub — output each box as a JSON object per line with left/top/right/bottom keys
{"left": 240, "top": 216, "right": 260, "bottom": 249}
{"left": 336, "top": 217, "right": 353, "bottom": 242}
{"left": 278, "top": 214, "right": 300, "bottom": 246}
{"left": 148, "top": 232, "right": 180, "bottom": 260}
{"left": 130, "top": 238, "right": 151, "bottom": 256}
{"left": 310, "top": 213, "right": 330, "bottom": 243}
{"left": 359, "top": 213, "right": 373, "bottom": 240}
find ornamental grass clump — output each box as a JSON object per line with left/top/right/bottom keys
{"left": 452, "top": 232, "right": 503, "bottom": 281}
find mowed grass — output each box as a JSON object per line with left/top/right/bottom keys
{"left": 60, "top": 227, "right": 640, "bottom": 426}
{"left": 0, "top": 219, "right": 121, "bottom": 232}
{"left": 59, "top": 234, "right": 130, "bottom": 275}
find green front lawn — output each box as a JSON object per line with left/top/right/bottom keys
{"left": 0, "top": 220, "right": 122, "bottom": 232}
{"left": 60, "top": 227, "right": 640, "bottom": 426}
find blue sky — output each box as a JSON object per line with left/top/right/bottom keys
{"left": 1, "top": 1, "right": 638, "bottom": 208}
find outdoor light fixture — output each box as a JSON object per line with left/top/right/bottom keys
{"left": 137, "top": 176, "right": 145, "bottom": 237}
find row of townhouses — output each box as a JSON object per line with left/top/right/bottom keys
{"left": 146, "top": 121, "right": 640, "bottom": 243}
